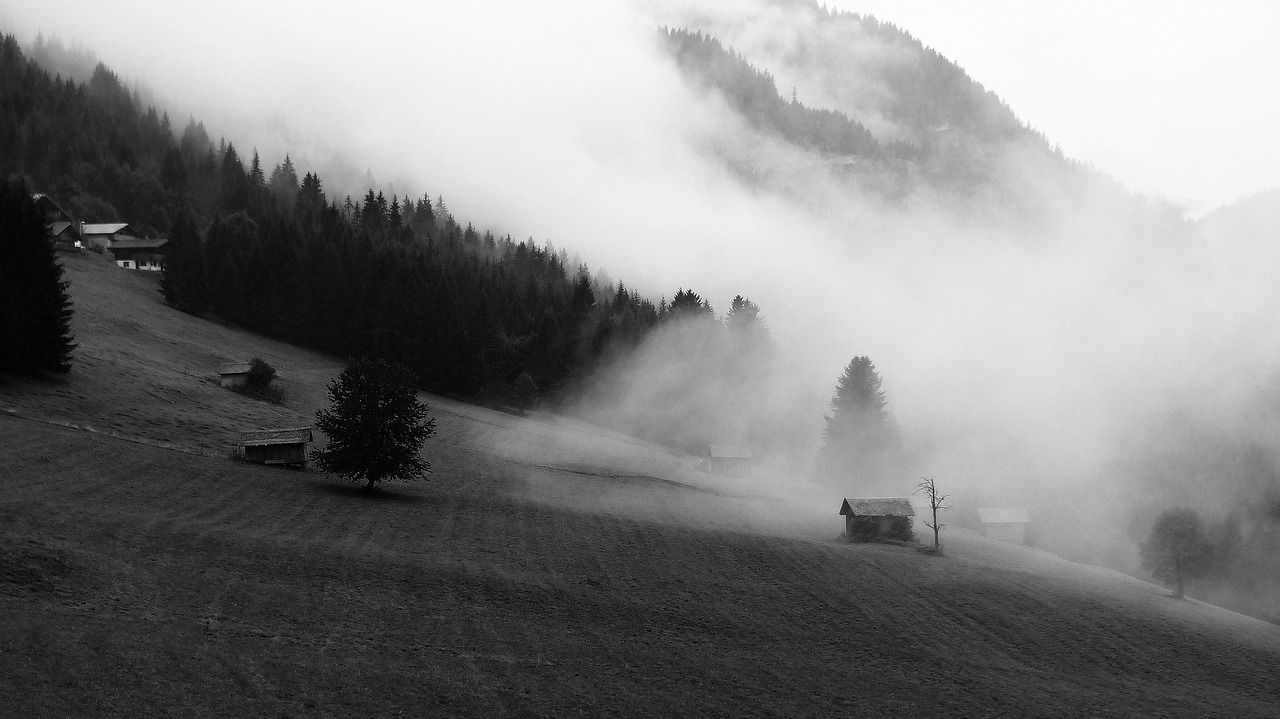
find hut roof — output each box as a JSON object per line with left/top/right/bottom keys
{"left": 110, "top": 237, "right": 168, "bottom": 250}
{"left": 240, "top": 427, "right": 313, "bottom": 446}
{"left": 841, "top": 497, "right": 915, "bottom": 517}
{"left": 82, "top": 222, "right": 131, "bottom": 235}
{"left": 220, "top": 361, "right": 253, "bottom": 375}
{"left": 977, "top": 507, "right": 1030, "bottom": 524}
{"left": 708, "top": 444, "right": 751, "bottom": 459}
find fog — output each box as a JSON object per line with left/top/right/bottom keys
{"left": 5, "top": 0, "right": 1279, "bottom": 577}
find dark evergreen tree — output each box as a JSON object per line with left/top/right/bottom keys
{"left": 725, "top": 294, "right": 770, "bottom": 346}
{"left": 159, "top": 209, "right": 206, "bottom": 312}
{"left": 0, "top": 177, "right": 75, "bottom": 374}
{"left": 667, "top": 288, "right": 715, "bottom": 322}
{"left": 816, "top": 356, "right": 899, "bottom": 488}
{"left": 268, "top": 154, "right": 298, "bottom": 213}
{"left": 312, "top": 357, "right": 437, "bottom": 491}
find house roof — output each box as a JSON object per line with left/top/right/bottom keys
{"left": 708, "top": 444, "right": 752, "bottom": 459}
{"left": 220, "top": 361, "right": 253, "bottom": 375}
{"left": 977, "top": 507, "right": 1030, "bottom": 524}
{"left": 240, "top": 427, "right": 313, "bottom": 446}
{"left": 841, "top": 497, "right": 915, "bottom": 517}
{"left": 82, "top": 222, "right": 131, "bottom": 236}
{"left": 32, "top": 193, "right": 71, "bottom": 219}
{"left": 48, "top": 220, "right": 76, "bottom": 237}
{"left": 110, "top": 237, "right": 168, "bottom": 250}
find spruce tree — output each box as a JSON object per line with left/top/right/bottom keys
{"left": 0, "top": 178, "right": 75, "bottom": 374}
{"left": 312, "top": 357, "right": 436, "bottom": 491}
{"left": 816, "top": 356, "right": 899, "bottom": 487}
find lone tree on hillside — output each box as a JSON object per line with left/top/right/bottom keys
{"left": 915, "top": 476, "right": 951, "bottom": 551}
{"left": 312, "top": 357, "right": 436, "bottom": 491}
{"left": 1140, "top": 507, "right": 1212, "bottom": 598}
{"left": 0, "top": 178, "right": 75, "bottom": 374}
{"left": 816, "top": 356, "right": 900, "bottom": 486}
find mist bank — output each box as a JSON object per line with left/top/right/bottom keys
{"left": 6, "top": 1, "right": 1280, "bottom": 597}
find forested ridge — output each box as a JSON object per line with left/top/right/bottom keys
{"left": 1, "top": 33, "right": 781, "bottom": 407}
{"left": 663, "top": 14, "right": 1074, "bottom": 197}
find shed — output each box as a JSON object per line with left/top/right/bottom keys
{"left": 109, "top": 236, "right": 168, "bottom": 270}
{"left": 239, "top": 427, "right": 313, "bottom": 468}
{"left": 707, "top": 444, "right": 752, "bottom": 478}
{"left": 219, "top": 361, "right": 253, "bottom": 389}
{"left": 840, "top": 497, "right": 915, "bottom": 538}
{"left": 977, "top": 507, "right": 1031, "bottom": 544}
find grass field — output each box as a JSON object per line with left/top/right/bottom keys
{"left": 3, "top": 252, "right": 1280, "bottom": 717}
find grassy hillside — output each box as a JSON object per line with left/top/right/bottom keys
{"left": 3, "top": 255, "right": 1280, "bottom": 717}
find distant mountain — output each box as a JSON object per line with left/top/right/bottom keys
{"left": 1198, "top": 188, "right": 1280, "bottom": 243}
{"left": 659, "top": 1, "right": 1086, "bottom": 208}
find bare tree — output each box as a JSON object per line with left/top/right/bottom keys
{"left": 915, "top": 476, "right": 951, "bottom": 550}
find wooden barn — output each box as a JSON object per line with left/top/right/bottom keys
{"left": 977, "top": 507, "right": 1031, "bottom": 544}
{"left": 840, "top": 497, "right": 915, "bottom": 539}
{"left": 219, "top": 361, "right": 253, "bottom": 389}
{"left": 239, "top": 427, "right": 313, "bottom": 468}
{"left": 706, "top": 444, "right": 752, "bottom": 478}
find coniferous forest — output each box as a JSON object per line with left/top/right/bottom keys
{"left": 0, "top": 33, "right": 760, "bottom": 406}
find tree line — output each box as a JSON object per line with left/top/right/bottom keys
{"left": 0, "top": 33, "right": 784, "bottom": 408}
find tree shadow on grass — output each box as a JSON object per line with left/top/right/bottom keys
{"left": 310, "top": 480, "right": 427, "bottom": 504}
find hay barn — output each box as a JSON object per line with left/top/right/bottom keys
{"left": 706, "top": 445, "right": 752, "bottom": 478}
{"left": 840, "top": 497, "right": 915, "bottom": 538}
{"left": 977, "top": 507, "right": 1031, "bottom": 544}
{"left": 219, "top": 361, "right": 253, "bottom": 389}
{"left": 239, "top": 427, "right": 313, "bottom": 468}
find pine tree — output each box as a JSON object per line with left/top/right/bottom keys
{"left": 0, "top": 178, "right": 76, "bottom": 374}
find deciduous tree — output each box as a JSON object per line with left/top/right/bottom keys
{"left": 1140, "top": 507, "right": 1212, "bottom": 598}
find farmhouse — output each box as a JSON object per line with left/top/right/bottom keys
{"left": 840, "top": 497, "right": 915, "bottom": 539}
{"left": 109, "top": 236, "right": 168, "bottom": 270}
{"left": 239, "top": 427, "right": 313, "bottom": 468}
{"left": 706, "top": 444, "right": 752, "bottom": 477}
{"left": 219, "top": 361, "right": 253, "bottom": 389}
{"left": 32, "top": 193, "right": 82, "bottom": 251}
{"left": 81, "top": 222, "right": 138, "bottom": 250}
{"left": 977, "top": 507, "right": 1031, "bottom": 544}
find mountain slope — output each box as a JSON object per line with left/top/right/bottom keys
{"left": 2, "top": 252, "right": 1279, "bottom": 716}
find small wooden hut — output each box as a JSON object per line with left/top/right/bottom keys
{"left": 706, "top": 445, "right": 752, "bottom": 478}
{"left": 239, "top": 427, "right": 313, "bottom": 468}
{"left": 219, "top": 361, "right": 253, "bottom": 389}
{"left": 977, "top": 507, "right": 1031, "bottom": 544}
{"left": 840, "top": 497, "right": 915, "bottom": 539}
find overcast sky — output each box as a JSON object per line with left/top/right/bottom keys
{"left": 839, "top": 0, "right": 1280, "bottom": 213}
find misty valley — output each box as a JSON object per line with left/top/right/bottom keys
{"left": 3, "top": 1, "right": 1280, "bottom": 716}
